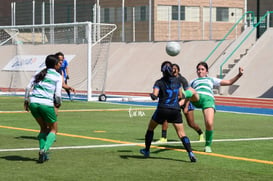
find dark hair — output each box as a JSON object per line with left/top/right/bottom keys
{"left": 161, "top": 61, "right": 173, "bottom": 77}
{"left": 172, "top": 63, "right": 180, "bottom": 72}
{"left": 34, "top": 55, "right": 59, "bottom": 83}
{"left": 196, "top": 61, "right": 208, "bottom": 71}
{"left": 55, "top": 52, "right": 64, "bottom": 58}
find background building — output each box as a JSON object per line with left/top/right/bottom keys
{"left": 0, "top": 0, "right": 273, "bottom": 41}
{"left": 1, "top": 1, "right": 273, "bottom": 98}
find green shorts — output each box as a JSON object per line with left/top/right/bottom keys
{"left": 191, "top": 94, "right": 215, "bottom": 110}
{"left": 29, "top": 103, "right": 57, "bottom": 123}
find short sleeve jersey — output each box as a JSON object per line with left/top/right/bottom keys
{"left": 177, "top": 74, "right": 189, "bottom": 90}
{"left": 61, "top": 60, "right": 68, "bottom": 78}
{"left": 153, "top": 76, "right": 181, "bottom": 110}
{"left": 190, "top": 77, "right": 221, "bottom": 99}
{"left": 27, "top": 68, "right": 62, "bottom": 106}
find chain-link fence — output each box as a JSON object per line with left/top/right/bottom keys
{"left": 3, "top": 0, "right": 252, "bottom": 42}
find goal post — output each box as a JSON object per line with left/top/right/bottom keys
{"left": 0, "top": 22, "right": 117, "bottom": 101}
{"left": 0, "top": 29, "right": 19, "bottom": 46}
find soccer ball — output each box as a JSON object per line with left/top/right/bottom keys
{"left": 165, "top": 41, "right": 181, "bottom": 56}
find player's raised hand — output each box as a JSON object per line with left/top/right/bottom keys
{"left": 238, "top": 67, "right": 243, "bottom": 76}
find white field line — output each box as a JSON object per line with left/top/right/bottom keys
{"left": 0, "top": 107, "right": 154, "bottom": 114}
{"left": 1, "top": 108, "right": 273, "bottom": 117}
{"left": 1, "top": 137, "right": 273, "bottom": 152}
{"left": 165, "top": 137, "right": 273, "bottom": 144}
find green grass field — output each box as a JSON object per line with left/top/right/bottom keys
{"left": 0, "top": 96, "right": 273, "bottom": 181}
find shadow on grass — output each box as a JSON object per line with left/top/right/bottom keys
{"left": 151, "top": 145, "right": 189, "bottom": 154}
{"left": 117, "top": 150, "right": 133, "bottom": 153}
{"left": 119, "top": 154, "right": 189, "bottom": 163}
{"left": 136, "top": 138, "right": 179, "bottom": 142}
{"left": 0, "top": 155, "right": 36, "bottom": 162}
{"left": 119, "top": 144, "right": 201, "bottom": 162}
{"left": 15, "top": 135, "right": 37, "bottom": 140}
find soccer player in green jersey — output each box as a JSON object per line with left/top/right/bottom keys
{"left": 24, "top": 55, "right": 62, "bottom": 163}
{"left": 184, "top": 62, "right": 243, "bottom": 152}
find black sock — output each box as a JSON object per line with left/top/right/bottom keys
{"left": 162, "top": 130, "right": 167, "bottom": 138}
{"left": 181, "top": 136, "right": 192, "bottom": 153}
{"left": 145, "top": 130, "right": 154, "bottom": 151}
{"left": 197, "top": 129, "right": 203, "bottom": 135}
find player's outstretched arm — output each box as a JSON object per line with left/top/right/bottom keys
{"left": 220, "top": 67, "right": 244, "bottom": 86}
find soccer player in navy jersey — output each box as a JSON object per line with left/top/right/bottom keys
{"left": 157, "top": 63, "right": 204, "bottom": 143}
{"left": 140, "top": 61, "right": 196, "bottom": 162}
{"left": 55, "top": 52, "right": 75, "bottom": 100}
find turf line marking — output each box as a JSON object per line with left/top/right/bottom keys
{"left": 1, "top": 107, "right": 272, "bottom": 117}
{"left": 0, "top": 108, "right": 154, "bottom": 114}
{"left": 0, "top": 125, "right": 134, "bottom": 145}
{"left": 149, "top": 145, "right": 273, "bottom": 165}
{"left": 0, "top": 125, "right": 39, "bottom": 133}
{"left": 1, "top": 125, "right": 273, "bottom": 165}
{"left": 2, "top": 137, "right": 273, "bottom": 152}
{"left": 59, "top": 108, "right": 154, "bottom": 113}
{"left": 164, "top": 137, "right": 273, "bottom": 144}
{"left": 0, "top": 110, "right": 26, "bottom": 114}
{"left": 0, "top": 144, "right": 138, "bottom": 152}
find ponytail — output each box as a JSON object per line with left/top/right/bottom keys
{"left": 34, "top": 68, "right": 48, "bottom": 84}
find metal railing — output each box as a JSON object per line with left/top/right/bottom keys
{"left": 219, "top": 11, "right": 273, "bottom": 78}
{"left": 204, "top": 11, "right": 255, "bottom": 63}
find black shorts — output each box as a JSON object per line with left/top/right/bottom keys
{"left": 152, "top": 108, "right": 183, "bottom": 124}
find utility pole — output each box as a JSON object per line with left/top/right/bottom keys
{"left": 256, "top": 0, "right": 260, "bottom": 38}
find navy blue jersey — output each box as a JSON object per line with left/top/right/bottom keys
{"left": 153, "top": 76, "right": 181, "bottom": 110}
{"left": 177, "top": 74, "right": 189, "bottom": 90}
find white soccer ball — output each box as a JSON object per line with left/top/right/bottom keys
{"left": 165, "top": 41, "right": 181, "bottom": 56}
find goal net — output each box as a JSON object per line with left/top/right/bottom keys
{"left": 0, "top": 22, "right": 117, "bottom": 101}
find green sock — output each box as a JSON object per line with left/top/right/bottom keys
{"left": 44, "top": 132, "right": 56, "bottom": 152}
{"left": 183, "top": 90, "right": 193, "bottom": 98}
{"left": 37, "top": 133, "right": 47, "bottom": 150}
{"left": 205, "top": 130, "right": 214, "bottom": 146}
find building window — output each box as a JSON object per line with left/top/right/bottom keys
{"left": 186, "top": 6, "right": 200, "bottom": 22}
{"left": 172, "top": 6, "right": 185, "bottom": 20}
{"left": 104, "top": 8, "right": 110, "bottom": 23}
{"left": 216, "top": 7, "right": 229, "bottom": 22}
{"left": 117, "top": 7, "right": 129, "bottom": 22}
{"left": 140, "top": 6, "right": 146, "bottom": 21}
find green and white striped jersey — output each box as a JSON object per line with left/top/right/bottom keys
{"left": 190, "top": 77, "right": 221, "bottom": 99}
{"left": 26, "top": 68, "right": 62, "bottom": 106}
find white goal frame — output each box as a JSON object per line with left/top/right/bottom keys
{"left": 0, "top": 22, "right": 117, "bottom": 101}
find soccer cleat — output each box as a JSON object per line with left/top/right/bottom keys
{"left": 199, "top": 134, "right": 205, "bottom": 142}
{"left": 38, "top": 149, "right": 49, "bottom": 163}
{"left": 204, "top": 146, "right": 212, "bottom": 153}
{"left": 140, "top": 149, "right": 150, "bottom": 158}
{"left": 188, "top": 152, "right": 197, "bottom": 162}
{"left": 156, "top": 137, "right": 167, "bottom": 143}
{"left": 44, "top": 152, "right": 49, "bottom": 161}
